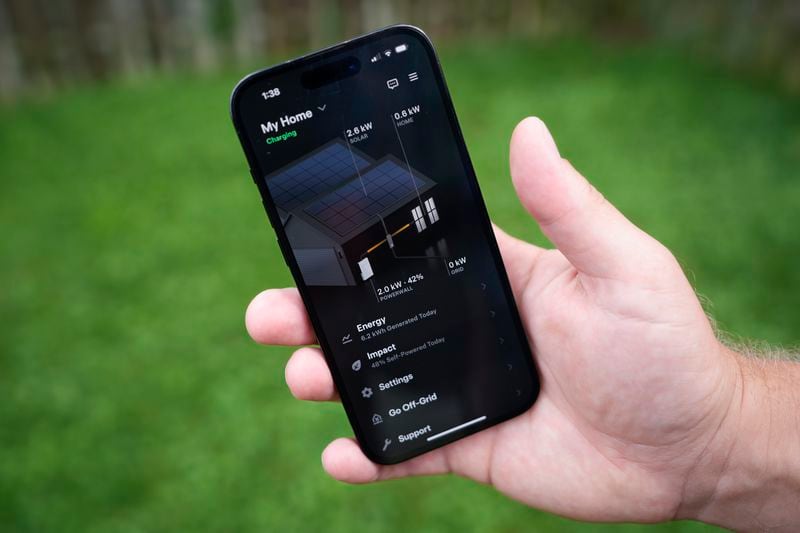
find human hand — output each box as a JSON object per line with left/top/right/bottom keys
{"left": 245, "top": 118, "right": 745, "bottom": 524}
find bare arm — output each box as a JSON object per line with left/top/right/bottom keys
{"left": 681, "top": 350, "right": 800, "bottom": 531}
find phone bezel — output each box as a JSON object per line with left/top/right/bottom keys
{"left": 230, "top": 24, "right": 539, "bottom": 465}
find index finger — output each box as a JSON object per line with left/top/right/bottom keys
{"left": 245, "top": 288, "right": 316, "bottom": 346}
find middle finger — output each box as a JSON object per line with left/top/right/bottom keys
{"left": 285, "top": 346, "right": 339, "bottom": 402}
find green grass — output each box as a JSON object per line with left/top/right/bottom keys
{"left": 2, "top": 39, "right": 798, "bottom": 532}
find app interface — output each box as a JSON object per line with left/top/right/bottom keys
{"left": 234, "top": 30, "right": 537, "bottom": 461}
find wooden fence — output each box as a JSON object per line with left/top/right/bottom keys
{"left": 1, "top": 0, "right": 799, "bottom": 98}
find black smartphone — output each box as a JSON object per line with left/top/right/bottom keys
{"left": 230, "top": 25, "right": 538, "bottom": 464}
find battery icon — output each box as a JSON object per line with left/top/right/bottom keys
{"left": 395, "top": 43, "right": 408, "bottom": 54}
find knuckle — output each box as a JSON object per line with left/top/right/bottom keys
{"left": 586, "top": 183, "right": 606, "bottom": 210}
{"left": 651, "top": 241, "right": 680, "bottom": 269}
{"left": 639, "top": 240, "right": 684, "bottom": 284}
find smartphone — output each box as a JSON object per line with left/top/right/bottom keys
{"left": 230, "top": 25, "right": 539, "bottom": 464}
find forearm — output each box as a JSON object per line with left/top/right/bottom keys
{"left": 682, "top": 347, "right": 800, "bottom": 531}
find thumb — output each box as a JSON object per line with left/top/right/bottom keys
{"left": 509, "top": 117, "right": 668, "bottom": 280}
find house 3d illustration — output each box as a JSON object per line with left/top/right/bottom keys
{"left": 266, "top": 138, "right": 441, "bottom": 286}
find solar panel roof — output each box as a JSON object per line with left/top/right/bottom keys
{"left": 266, "top": 140, "right": 371, "bottom": 212}
{"left": 303, "top": 159, "right": 428, "bottom": 237}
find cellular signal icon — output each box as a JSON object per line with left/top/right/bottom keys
{"left": 370, "top": 53, "right": 381, "bottom": 63}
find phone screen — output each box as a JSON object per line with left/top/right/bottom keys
{"left": 231, "top": 26, "right": 538, "bottom": 463}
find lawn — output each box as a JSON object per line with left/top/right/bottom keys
{"left": 2, "top": 39, "right": 798, "bottom": 532}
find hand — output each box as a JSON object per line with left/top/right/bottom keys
{"left": 245, "top": 118, "right": 742, "bottom": 523}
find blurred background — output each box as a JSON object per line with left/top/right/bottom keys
{"left": 1, "top": 1, "right": 799, "bottom": 532}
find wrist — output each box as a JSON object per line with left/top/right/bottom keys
{"left": 679, "top": 346, "right": 800, "bottom": 530}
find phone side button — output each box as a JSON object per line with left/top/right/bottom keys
{"left": 276, "top": 238, "right": 291, "bottom": 267}
{"left": 263, "top": 200, "right": 285, "bottom": 233}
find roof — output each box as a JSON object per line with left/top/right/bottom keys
{"left": 265, "top": 139, "right": 372, "bottom": 213}
{"left": 301, "top": 156, "right": 435, "bottom": 239}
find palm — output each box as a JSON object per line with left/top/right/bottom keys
{"left": 421, "top": 237, "right": 728, "bottom": 521}
{"left": 245, "top": 118, "right": 734, "bottom": 523}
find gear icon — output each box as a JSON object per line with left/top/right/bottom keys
{"left": 361, "top": 387, "right": 373, "bottom": 398}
